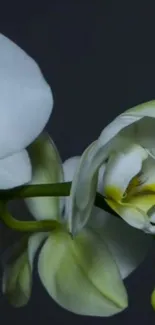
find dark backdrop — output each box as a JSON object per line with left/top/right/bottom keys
{"left": 0, "top": 1, "right": 155, "bottom": 324}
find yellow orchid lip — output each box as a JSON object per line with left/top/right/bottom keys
{"left": 105, "top": 174, "right": 142, "bottom": 202}
{"left": 126, "top": 175, "right": 141, "bottom": 194}
{"left": 104, "top": 185, "right": 123, "bottom": 202}
{"left": 105, "top": 170, "right": 150, "bottom": 203}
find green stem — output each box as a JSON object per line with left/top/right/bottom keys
{"left": 0, "top": 182, "right": 116, "bottom": 215}
{"left": 0, "top": 183, "right": 118, "bottom": 232}
{"left": 0, "top": 182, "right": 71, "bottom": 200}
{"left": 0, "top": 206, "right": 62, "bottom": 232}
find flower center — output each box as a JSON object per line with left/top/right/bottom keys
{"left": 126, "top": 175, "right": 140, "bottom": 194}
{"left": 124, "top": 172, "right": 146, "bottom": 199}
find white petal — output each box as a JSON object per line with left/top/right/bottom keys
{"left": 67, "top": 101, "right": 155, "bottom": 236}
{"left": 67, "top": 142, "right": 98, "bottom": 235}
{"left": 38, "top": 229, "right": 128, "bottom": 317}
{"left": 63, "top": 156, "right": 80, "bottom": 182}
{"left": 68, "top": 116, "right": 142, "bottom": 235}
{"left": 124, "top": 101, "right": 155, "bottom": 156}
{"left": 63, "top": 156, "right": 80, "bottom": 222}
{"left": 122, "top": 101, "right": 155, "bottom": 157}
{"left": 0, "top": 34, "right": 53, "bottom": 158}
{"left": 63, "top": 156, "right": 106, "bottom": 196}
{"left": 134, "top": 157, "right": 155, "bottom": 193}
{"left": 2, "top": 233, "right": 45, "bottom": 307}
{"left": 97, "top": 164, "right": 106, "bottom": 193}
{"left": 88, "top": 208, "right": 153, "bottom": 279}
{"left": 0, "top": 149, "right": 31, "bottom": 189}
{"left": 135, "top": 118, "right": 155, "bottom": 153}
{"left": 26, "top": 134, "right": 63, "bottom": 221}
{"left": 103, "top": 144, "right": 148, "bottom": 201}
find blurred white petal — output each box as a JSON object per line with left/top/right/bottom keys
{"left": 0, "top": 34, "right": 53, "bottom": 158}
{"left": 0, "top": 149, "right": 31, "bottom": 189}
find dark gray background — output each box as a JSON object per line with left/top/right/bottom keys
{"left": 0, "top": 1, "right": 155, "bottom": 324}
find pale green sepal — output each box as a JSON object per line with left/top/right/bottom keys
{"left": 38, "top": 229, "right": 128, "bottom": 317}
{"left": 2, "top": 233, "right": 46, "bottom": 307}
{"left": 26, "top": 133, "right": 64, "bottom": 221}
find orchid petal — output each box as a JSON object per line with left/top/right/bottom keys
{"left": 67, "top": 142, "right": 98, "bottom": 235}
{"left": 68, "top": 117, "right": 142, "bottom": 235}
{"left": 25, "top": 134, "right": 64, "bottom": 221}
{"left": 97, "top": 164, "right": 106, "bottom": 193}
{"left": 88, "top": 208, "right": 152, "bottom": 279}
{"left": 135, "top": 118, "right": 155, "bottom": 154}
{"left": 103, "top": 144, "right": 147, "bottom": 201}
{"left": 125, "top": 100, "right": 155, "bottom": 118}
{"left": 0, "top": 34, "right": 53, "bottom": 158}
{"left": 63, "top": 156, "right": 80, "bottom": 222}
{"left": 105, "top": 194, "right": 155, "bottom": 231}
{"left": 124, "top": 101, "right": 155, "bottom": 155}
{"left": 2, "top": 233, "right": 46, "bottom": 307}
{"left": 63, "top": 157, "right": 80, "bottom": 182}
{"left": 38, "top": 229, "right": 128, "bottom": 317}
{"left": 133, "top": 157, "right": 155, "bottom": 193}
{"left": 0, "top": 149, "right": 31, "bottom": 189}
{"left": 68, "top": 101, "right": 155, "bottom": 236}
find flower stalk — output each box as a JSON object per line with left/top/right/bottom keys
{"left": 0, "top": 205, "right": 61, "bottom": 232}
{"left": 0, "top": 182, "right": 118, "bottom": 233}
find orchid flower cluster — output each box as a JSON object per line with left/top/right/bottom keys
{"left": 0, "top": 33, "right": 155, "bottom": 318}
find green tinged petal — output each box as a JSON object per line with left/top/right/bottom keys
{"left": 89, "top": 208, "right": 153, "bottom": 279}
{"left": 38, "top": 229, "right": 128, "bottom": 317}
{"left": 68, "top": 101, "right": 155, "bottom": 236}
{"left": 2, "top": 252, "right": 31, "bottom": 307}
{"left": 2, "top": 233, "right": 46, "bottom": 307}
{"left": 124, "top": 100, "right": 155, "bottom": 117}
{"left": 67, "top": 142, "right": 98, "bottom": 235}
{"left": 26, "top": 133, "right": 64, "bottom": 221}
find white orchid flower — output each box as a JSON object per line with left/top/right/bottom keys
{"left": 0, "top": 34, "right": 53, "bottom": 189}
{"left": 68, "top": 101, "right": 155, "bottom": 235}
{"left": 2, "top": 134, "right": 152, "bottom": 317}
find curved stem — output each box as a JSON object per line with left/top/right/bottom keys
{"left": 0, "top": 183, "right": 118, "bottom": 217}
{"left": 0, "top": 183, "right": 119, "bottom": 233}
{"left": 0, "top": 205, "right": 62, "bottom": 233}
